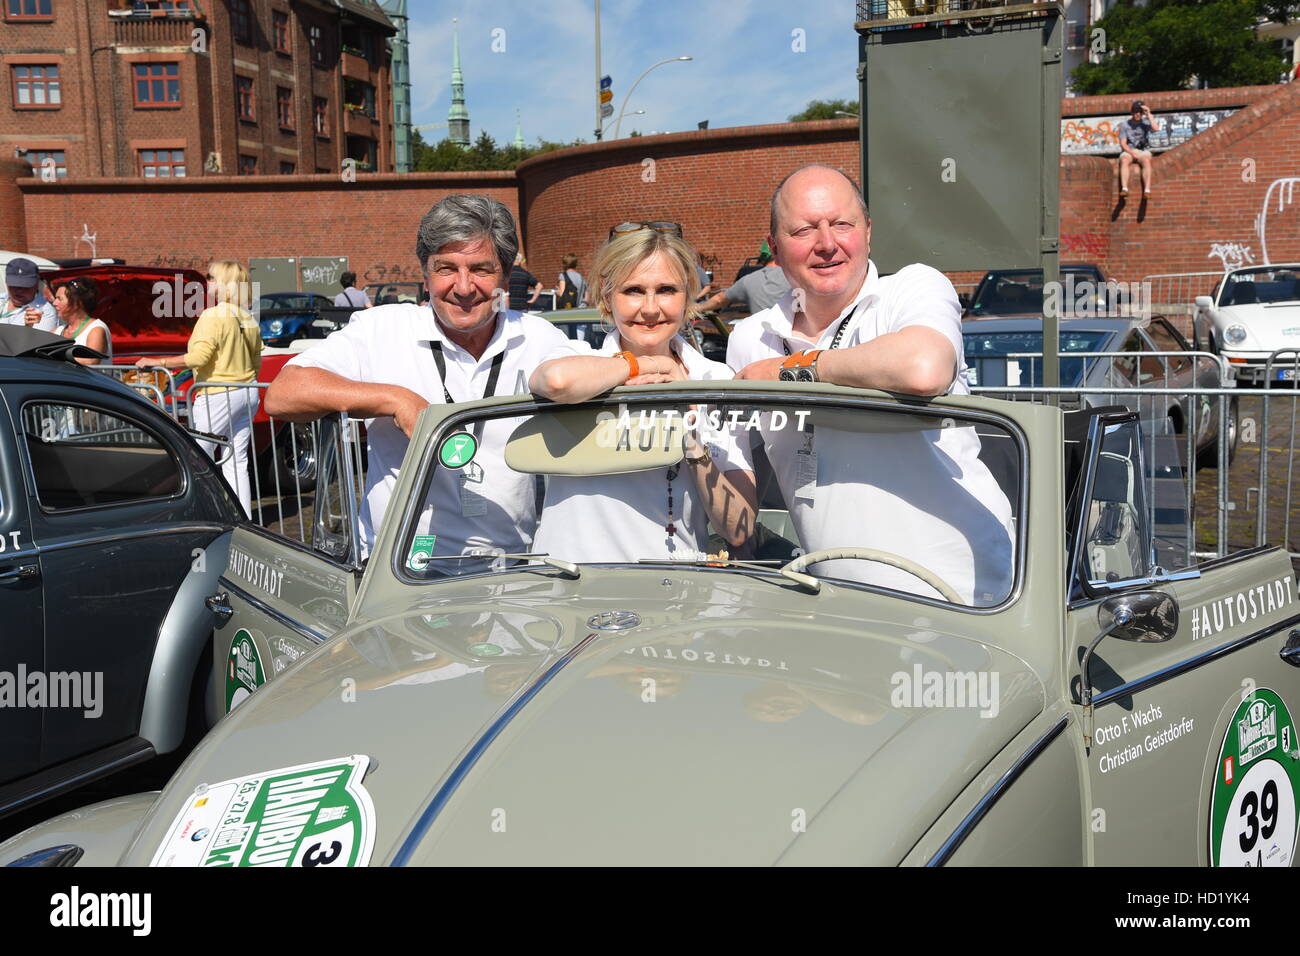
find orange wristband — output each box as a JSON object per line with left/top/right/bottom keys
{"left": 616, "top": 350, "right": 639, "bottom": 379}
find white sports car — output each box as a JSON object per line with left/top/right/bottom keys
{"left": 1193, "top": 264, "right": 1300, "bottom": 385}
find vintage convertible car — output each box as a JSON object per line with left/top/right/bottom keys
{"left": 0, "top": 327, "right": 243, "bottom": 821}
{"left": 1193, "top": 264, "right": 1300, "bottom": 385}
{"left": 2, "top": 378, "right": 1297, "bottom": 866}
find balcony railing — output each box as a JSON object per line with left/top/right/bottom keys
{"left": 112, "top": 16, "right": 197, "bottom": 44}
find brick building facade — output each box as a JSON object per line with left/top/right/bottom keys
{"left": 1, "top": 0, "right": 394, "bottom": 181}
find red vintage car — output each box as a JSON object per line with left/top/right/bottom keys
{"left": 42, "top": 265, "right": 318, "bottom": 488}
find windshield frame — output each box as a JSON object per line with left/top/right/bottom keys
{"left": 389, "top": 387, "right": 1032, "bottom": 614}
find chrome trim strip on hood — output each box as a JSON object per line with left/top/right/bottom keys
{"left": 389, "top": 631, "right": 601, "bottom": 866}
{"left": 928, "top": 715, "right": 1070, "bottom": 867}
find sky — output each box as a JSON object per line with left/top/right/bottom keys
{"left": 403, "top": 0, "right": 860, "bottom": 145}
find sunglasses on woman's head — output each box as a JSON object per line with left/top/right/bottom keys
{"left": 609, "top": 221, "right": 684, "bottom": 239}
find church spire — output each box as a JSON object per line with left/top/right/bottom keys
{"left": 513, "top": 109, "right": 524, "bottom": 150}
{"left": 448, "top": 19, "right": 470, "bottom": 147}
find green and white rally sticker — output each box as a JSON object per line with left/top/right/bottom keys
{"left": 438, "top": 432, "right": 478, "bottom": 469}
{"left": 408, "top": 534, "right": 437, "bottom": 571}
{"left": 1209, "top": 688, "right": 1300, "bottom": 866}
{"left": 225, "top": 629, "right": 265, "bottom": 713}
{"left": 150, "top": 755, "right": 376, "bottom": 867}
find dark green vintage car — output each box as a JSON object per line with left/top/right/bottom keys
{"left": 3, "top": 378, "right": 1298, "bottom": 866}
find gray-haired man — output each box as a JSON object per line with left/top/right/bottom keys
{"left": 267, "top": 195, "right": 578, "bottom": 556}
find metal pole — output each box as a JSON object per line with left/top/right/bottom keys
{"left": 594, "top": 0, "right": 602, "bottom": 142}
{"left": 1040, "top": 10, "right": 1063, "bottom": 391}
{"left": 612, "top": 57, "right": 691, "bottom": 139}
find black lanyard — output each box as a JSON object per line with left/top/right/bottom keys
{"left": 430, "top": 342, "right": 505, "bottom": 440}
{"left": 781, "top": 306, "right": 853, "bottom": 356}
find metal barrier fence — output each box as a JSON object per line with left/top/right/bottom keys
{"left": 1140, "top": 271, "right": 1222, "bottom": 319}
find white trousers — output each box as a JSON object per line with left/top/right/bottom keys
{"left": 192, "top": 387, "right": 259, "bottom": 517}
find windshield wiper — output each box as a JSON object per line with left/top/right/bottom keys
{"left": 418, "top": 551, "right": 581, "bottom": 579}
{"left": 638, "top": 556, "right": 821, "bottom": 594}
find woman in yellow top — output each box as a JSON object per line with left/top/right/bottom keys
{"left": 136, "top": 260, "right": 263, "bottom": 515}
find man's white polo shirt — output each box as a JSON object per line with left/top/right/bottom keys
{"left": 286, "top": 303, "right": 578, "bottom": 556}
{"left": 725, "top": 261, "right": 1015, "bottom": 606}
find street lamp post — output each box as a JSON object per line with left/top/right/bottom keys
{"left": 601, "top": 108, "right": 644, "bottom": 137}
{"left": 612, "top": 56, "right": 691, "bottom": 139}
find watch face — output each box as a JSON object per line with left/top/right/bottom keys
{"left": 779, "top": 367, "right": 797, "bottom": 382}
{"left": 796, "top": 368, "right": 816, "bottom": 383}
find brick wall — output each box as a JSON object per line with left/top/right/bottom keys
{"left": 16, "top": 172, "right": 518, "bottom": 284}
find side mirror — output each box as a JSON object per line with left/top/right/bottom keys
{"left": 1099, "top": 590, "right": 1179, "bottom": 643}
{"left": 1194, "top": 295, "right": 1213, "bottom": 310}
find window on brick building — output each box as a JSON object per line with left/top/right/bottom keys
{"left": 343, "top": 79, "right": 374, "bottom": 118}
{"left": 279, "top": 161, "right": 295, "bottom": 175}
{"left": 5, "top": 0, "right": 53, "bottom": 20}
{"left": 23, "top": 149, "right": 66, "bottom": 178}
{"left": 11, "top": 65, "right": 60, "bottom": 109}
{"left": 276, "top": 86, "right": 293, "bottom": 130}
{"left": 238, "top": 154, "right": 257, "bottom": 175}
{"left": 139, "top": 148, "right": 186, "bottom": 178}
{"left": 272, "top": 10, "right": 289, "bottom": 53}
{"left": 309, "top": 24, "right": 326, "bottom": 65}
{"left": 340, "top": 23, "right": 374, "bottom": 61}
{"left": 129, "top": 0, "right": 192, "bottom": 14}
{"left": 230, "top": 0, "right": 252, "bottom": 45}
{"left": 132, "top": 62, "right": 181, "bottom": 108}
{"left": 236, "top": 75, "right": 254, "bottom": 122}
{"left": 313, "top": 96, "right": 328, "bottom": 136}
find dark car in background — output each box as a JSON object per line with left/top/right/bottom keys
{"left": 962, "top": 263, "right": 1115, "bottom": 318}
{"left": 364, "top": 282, "right": 428, "bottom": 306}
{"left": 256, "top": 292, "right": 341, "bottom": 349}
{"left": 0, "top": 329, "right": 243, "bottom": 819}
{"left": 541, "top": 309, "right": 730, "bottom": 365}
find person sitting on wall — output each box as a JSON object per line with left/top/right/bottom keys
{"left": 1117, "top": 101, "right": 1160, "bottom": 197}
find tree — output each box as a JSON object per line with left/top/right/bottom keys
{"left": 409, "top": 127, "right": 589, "bottom": 172}
{"left": 788, "top": 98, "right": 858, "bottom": 121}
{"left": 1071, "top": 0, "right": 1295, "bottom": 94}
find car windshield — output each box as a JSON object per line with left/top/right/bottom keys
{"left": 962, "top": 330, "right": 1109, "bottom": 386}
{"left": 366, "top": 283, "right": 424, "bottom": 305}
{"left": 968, "top": 268, "right": 1102, "bottom": 315}
{"left": 259, "top": 294, "right": 317, "bottom": 310}
{"left": 1219, "top": 268, "right": 1300, "bottom": 306}
{"left": 398, "top": 395, "right": 1023, "bottom": 609}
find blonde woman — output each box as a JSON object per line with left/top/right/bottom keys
{"left": 528, "top": 226, "right": 757, "bottom": 563}
{"left": 136, "top": 260, "right": 263, "bottom": 515}
{"left": 53, "top": 277, "right": 111, "bottom": 365}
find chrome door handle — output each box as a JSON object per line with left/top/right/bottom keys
{"left": 1280, "top": 631, "right": 1300, "bottom": 668}
{"left": 0, "top": 564, "right": 39, "bottom": 583}
{"left": 205, "top": 592, "right": 234, "bottom": 622}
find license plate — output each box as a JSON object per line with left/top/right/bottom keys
{"left": 1276, "top": 368, "right": 1299, "bottom": 381}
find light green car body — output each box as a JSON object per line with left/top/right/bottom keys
{"left": 4, "top": 381, "right": 1299, "bottom": 866}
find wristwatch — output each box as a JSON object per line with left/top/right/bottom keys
{"left": 779, "top": 349, "right": 823, "bottom": 383}
{"left": 684, "top": 443, "right": 712, "bottom": 466}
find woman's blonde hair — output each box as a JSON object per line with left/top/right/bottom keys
{"left": 207, "top": 260, "right": 250, "bottom": 308}
{"left": 590, "top": 229, "right": 703, "bottom": 332}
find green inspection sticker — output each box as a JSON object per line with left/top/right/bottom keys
{"left": 225, "top": 629, "right": 265, "bottom": 713}
{"left": 468, "top": 642, "right": 504, "bottom": 656}
{"left": 408, "top": 535, "right": 437, "bottom": 571}
{"left": 1209, "top": 688, "right": 1300, "bottom": 866}
{"left": 439, "top": 432, "right": 478, "bottom": 469}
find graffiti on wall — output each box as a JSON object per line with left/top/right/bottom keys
{"left": 1257, "top": 177, "right": 1300, "bottom": 265}
{"left": 148, "top": 254, "right": 207, "bottom": 271}
{"left": 1207, "top": 241, "right": 1256, "bottom": 272}
{"left": 363, "top": 263, "right": 421, "bottom": 283}
{"left": 1061, "top": 109, "right": 1237, "bottom": 156}
{"left": 74, "top": 224, "right": 97, "bottom": 259}
{"left": 300, "top": 262, "right": 343, "bottom": 287}
{"left": 1061, "top": 232, "right": 1106, "bottom": 256}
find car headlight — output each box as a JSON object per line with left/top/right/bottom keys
{"left": 1223, "top": 324, "right": 1248, "bottom": 346}
{"left": 267, "top": 319, "right": 284, "bottom": 335}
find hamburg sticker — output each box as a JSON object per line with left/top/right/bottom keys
{"left": 150, "top": 755, "right": 376, "bottom": 867}
{"left": 225, "top": 630, "right": 265, "bottom": 713}
{"left": 1209, "top": 688, "right": 1300, "bottom": 866}
{"left": 438, "top": 432, "right": 478, "bottom": 469}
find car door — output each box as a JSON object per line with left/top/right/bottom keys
{"left": 214, "top": 414, "right": 362, "bottom": 716}
{"left": 10, "top": 383, "right": 225, "bottom": 766}
{"left": 1066, "top": 412, "right": 1300, "bottom": 865}
{"left": 0, "top": 387, "right": 42, "bottom": 786}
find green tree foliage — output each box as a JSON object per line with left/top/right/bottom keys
{"left": 788, "top": 98, "right": 858, "bottom": 121}
{"left": 410, "top": 127, "right": 588, "bottom": 172}
{"left": 1071, "top": 0, "right": 1295, "bottom": 94}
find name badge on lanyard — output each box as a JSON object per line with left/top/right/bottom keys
{"left": 430, "top": 342, "right": 504, "bottom": 517}
{"left": 783, "top": 308, "right": 855, "bottom": 503}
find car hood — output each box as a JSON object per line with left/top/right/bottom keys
{"left": 46, "top": 265, "right": 206, "bottom": 354}
{"left": 1215, "top": 304, "right": 1300, "bottom": 346}
{"left": 120, "top": 573, "right": 1044, "bottom": 866}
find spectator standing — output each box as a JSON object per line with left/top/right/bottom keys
{"left": 555, "top": 253, "right": 586, "bottom": 309}
{"left": 136, "top": 261, "right": 263, "bottom": 516}
{"left": 1117, "top": 101, "right": 1160, "bottom": 196}
{"left": 508, "top": 253, "right": 541, "bottom": 311}
{"left": 334, "top": 271, "right": 373, "bottom": 309}
{"left": 700, "top": 254, "right": 792, "bottom": 317}
{"left": 53, "top": 277, "right": 111, "bottom": 365}
{"left": 0, "top": 258, "right": 59, "bottom": 331}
